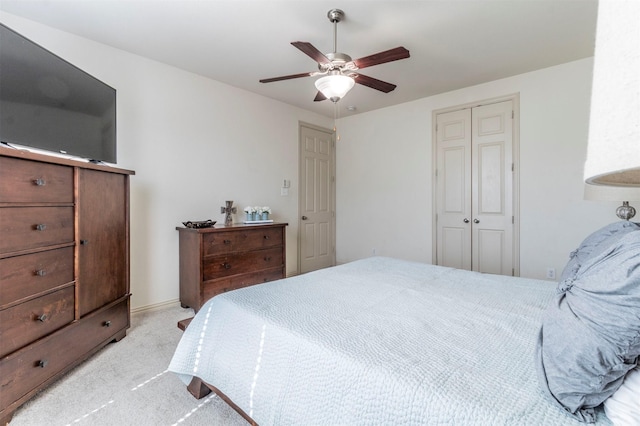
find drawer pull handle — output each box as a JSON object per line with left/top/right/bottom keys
{"left": 222, "top": 263, "right": 231, "bottom": 270}
{"left": 264, "top": 256, "right": 272, "bottom": 261}
{"left": 104, "top": 320, "right": 112, "bottom": 327}
{"left": 80, "top": 239, "right": 89, "bottom": 245}
{"left": 38, "top": 360, "right": 48, "bottom": 368}
{"left": 223, "top": 239, "right": 231, "bottom": 245}
{"left": 36, "top": 314, "right": 48, "bottom": 322}
{"left": 35, "top": 269, "right": 47, "bottom": 277}
{"left": 264, "top": 235, "right": 270, "bottom": 240}
{"left": 33, "top": 178, "right": 46, "bottom": 186}
{"left": 35, "top": 224, "right": 47, "bottom": 231}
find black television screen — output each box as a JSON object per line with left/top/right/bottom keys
{"left": 0, "top": 24, "right": 116, "bottom": 163}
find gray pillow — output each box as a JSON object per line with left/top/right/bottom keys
{"left": 537, "top": 230, "right": 640, "bottom": 423}
{"left": 559, "top": 221, "right": 640, "bottom": 282}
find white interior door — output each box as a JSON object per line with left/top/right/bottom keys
{"left": 435, "top": 99, "right": 515, "bottom": 275}
{"left": 436, "top": 109, "right": 472, "bottom": 270}
{"left": 299, "top": 123, "right": 335, "bottom": 274}
{"left": 471, "top": 100, "right": 514, "bottom": 275}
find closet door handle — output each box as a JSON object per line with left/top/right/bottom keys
{"left": 301, "top": 216, "right": 308, "bottom": 220}
{"left": 473, "top": 219, "right": 480, "bottom": 224}
{"left": 463, "top": 218, "right": 469, "bottom": 223}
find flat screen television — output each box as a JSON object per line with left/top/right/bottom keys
{"left": 0, "top": 23, "right": 117, "bottom": 163}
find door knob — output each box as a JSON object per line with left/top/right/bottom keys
{"left": 463, "top": 218, "right": 469, "bottom": 223}
{"left": 301, "top": 216, "right": 308, "bottom": 220}
{"left": 474, "top": 219, "right": 480, "bottom": 223}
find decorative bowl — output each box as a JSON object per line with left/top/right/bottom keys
{"left": 182, "top": 220, "right": 216, "bottom": 229}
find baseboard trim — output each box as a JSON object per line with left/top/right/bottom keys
{"left": 130, "top": 272, "right": 302, "bottom": 315}
{"left": 131, "top": 299, "right": 182, "bottom": 315}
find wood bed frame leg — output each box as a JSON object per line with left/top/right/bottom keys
{"left": 187, "top": 377, "right": 211, "bottom": 399}
{"left": 1, "top": 410, "right": 14, "bottom": 426}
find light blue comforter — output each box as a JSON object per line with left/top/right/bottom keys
{"left": 169, "top": 257, "right": 611, "bottom": 425}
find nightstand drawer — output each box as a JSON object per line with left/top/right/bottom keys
{"left": 0, "top": 157, "right": 73, "bottom": 203}
{"left": 203, "top": 267, "right": 284, "bottom": 301}
{"left": 0, "top": 247, "right": 74, "bottom": 307}
{"left": 203, "top": 247, "right": 283, "bottom": 280}
{"left": 0, "top": 286, "right": 75, "bottom": 358}
{"left": 203, "top": 227, "right": 283, "bottom": 256}
{"left": 0, "top": 207, "right": 74, "bottom": 253}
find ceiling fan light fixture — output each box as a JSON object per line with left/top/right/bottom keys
{"left": 314, "top": 74, "right": 355, "bottom": 103}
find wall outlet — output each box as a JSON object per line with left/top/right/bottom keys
{"left": 546, "top": 268, "right": 556, "bottom": 280}
{"left": 372, "top": 248, "right": 377, "bottom": 255}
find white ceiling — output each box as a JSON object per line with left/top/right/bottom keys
{"left": 0, "top": 0, "right": 598, "bottom": 118}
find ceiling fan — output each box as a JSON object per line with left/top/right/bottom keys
{"left": 259, "top": 9, "right": 410, "bottom": 103}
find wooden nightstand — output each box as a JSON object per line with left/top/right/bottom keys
{"left": 176, "top": 222, "right": 287, "bottom": 312}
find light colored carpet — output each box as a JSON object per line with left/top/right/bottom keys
{"left": 10, "top": 304, "right": 247, "bottom": 426}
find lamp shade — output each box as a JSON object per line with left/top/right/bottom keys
{"left": 583, "top": 0, "right": 640, "bottom": 187}
{"left": 314, "top": 74, "right": 355, "bottom": 102}
{"left": 584, "top": 183, "right": 640, "bottom": 202}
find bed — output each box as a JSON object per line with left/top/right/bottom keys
{"left": 169, "top": 223, "right": 640, "bottom": 425}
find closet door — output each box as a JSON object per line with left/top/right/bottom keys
{"left": 436, "top": 109, "right": 472, "bottom": 270}
{"left": 435, "top": 100, "right": 514, "bottom": 275}
{"left": 471, "top": 101, "right": 513, "bottom": 275}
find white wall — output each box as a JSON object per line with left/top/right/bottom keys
{"left": 336, "top": 58, "right": 619, "bottom": 280}
{"left": 1, "top": 13, "right": 333, "bottom": 310}
{"left": 2, "top": 12, "right": 622, "bottom": 309}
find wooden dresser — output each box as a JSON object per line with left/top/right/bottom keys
{"left": 0, "top": 148, "right": 134, "bottom": 424}
{"left": 177, "top": 223, "right": 287, "bottom": 312}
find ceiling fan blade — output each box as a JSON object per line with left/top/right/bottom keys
{"left": 352, "top": 46, "right": 410, "bottom": 69}
{"left": 314, "top": 91, "right": 327, "bottom": 102}
{"left": 291, "top": 41, "right": 332, "bottom": 65}
{"left": 259, "top": 72, "right": 314, "bottom": 83}
{"left": 353, "top": 73, "right": 397, "bottom": 93}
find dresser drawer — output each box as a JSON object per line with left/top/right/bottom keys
{"left": 0, "top": 247, "right": 74, "bottom": 307}
{"left": 203, "top": 267, "right": 284, "bottom": 301}
{"left": 0, "top": 207, "right": 74, "bottom": 254}
{"left": 203, "top": 247, "right": 284, "bottom": 280}
{"left": 0, "top": 299, "right": 129, "bottom": 410}
{"left": 203, "top": 227, "right": 283, "bottom": 256}
{"left": 0, "top": 157, "right": 73, "bottom": 203}
{"left": 0, "top": 286, "right": 75, "bottom": 358}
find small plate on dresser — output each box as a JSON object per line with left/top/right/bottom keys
{"left": 182, "top": 220, "right": 216, "bottom": 229}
